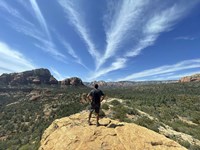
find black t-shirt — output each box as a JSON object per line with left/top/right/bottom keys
{"left": 89, "top": 88, "right": 104, "bottom": 105}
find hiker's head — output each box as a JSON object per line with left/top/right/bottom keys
{"left": 94, "top": 84, "right": 98, "bottom": 89}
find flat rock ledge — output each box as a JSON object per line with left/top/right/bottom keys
{"left": 39, "top": 111, "right": 186, "bottom": 150}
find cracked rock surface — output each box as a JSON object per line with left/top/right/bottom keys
{"left": 39, "top": 111, "right": 186, "bottom": 150}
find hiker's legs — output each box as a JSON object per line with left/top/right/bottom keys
{"left": 95, "top": 107, "right": 100, "bottom": 126}
{"left": 96, "top": 113, "right": 99, "bottom": 124}
{"left": 88, "top": 109, "right": 93, "bottom": 124}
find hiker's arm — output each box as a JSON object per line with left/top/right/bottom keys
{"left": 87, "top": 93, "right": 92, "bottom": 102}
{"left": 100, "top": 95, "right": 105, "bottom": 102}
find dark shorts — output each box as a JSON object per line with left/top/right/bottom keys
{"left": 90, "top": 104, "right": 100, "bottom": 113}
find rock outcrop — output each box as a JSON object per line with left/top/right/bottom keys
{"left": 0, "top": 69, "right": 84, "bottom": 86}
{"left": 61, "top": 77, "right": 84, "bottom": 86}
{"left": 179, "top": 74, "right": 200, "bottom": 83}
{"left": 0, "top": 68, "right": 57, "bottom": 85}
{"left": 39, "top": 111, "right": 186, "bottom": 150}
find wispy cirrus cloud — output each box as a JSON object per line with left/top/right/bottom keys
{"left": 28, "top": 0, "right": 66, "bottom": 60}
{"left": 117, "top": 58, "right": 200, "bottom": 81}
{"left": 53, "top": 31, "right": 90, "bottom": 71}
{"left": 98, "top": 0, "right": 149, "bottom": 69}
{"left": 61, "top": 40, "right": 90, "bottom": 70}
{"left": 91, "top": 1, "right": 198, "bottom": 80}
{"left": 58, "top": 0, "right": 100, "bottom": 63}
{"left": 150, "top": 71, "right": 200, "bottom": 81}
{"left": 0, "top": 41, "right": 35, "bottom": 74}
{"left": 0, "top": 0, "right": 33, "bottom": 26}
{"left": 175, "top": 36, "right": 196, "bottom": 40}
{"left": 29, "top": 0, "right": 51, "bottom": 38}
{"left": 50, "top": 68, "right": 67, "bottom": 80}
{"left": 125, "top": 3, "right": 193, "bottom": 57}
{"left": 0, "top": 1, "right": 65, "bottom": 60}
{"left": 89, "top": 58, "right": 127, "bottom": 80}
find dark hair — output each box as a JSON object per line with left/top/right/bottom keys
{"left": 94, "top": 84, "right": 98, "bottom": 89}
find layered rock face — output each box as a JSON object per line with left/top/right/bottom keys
{"left": 0, "top": 68, "right": 58, "bottom": 85}
{"left": 179, "top": 74, "right": 200, "bottom": 83}
{"left": 61, "top": 77, "right": 84, "bottom": 86}
{"left": 39, "top": 111, "right": 186, "bottom": 150}
{"left": 0, "top": 68, "right": 57, "bottom": 85}
{"left": 0, "top": 69, "right": 84, "bottom": 86}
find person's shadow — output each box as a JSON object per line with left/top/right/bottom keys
{"left": 106, "top": 123, "right": 124, "bottom": 128}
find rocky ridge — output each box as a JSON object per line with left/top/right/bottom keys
{"left": 179, "top": 74, "right": 200, "bottom": 82}
{"left": 84, "top": 80, "right": 177, "bottom": 88}
{"left": 0, "top": 68, "right": 83, "bottom": 86}
{"left": 39, "top": 111, "right": 186, "bottom": 150}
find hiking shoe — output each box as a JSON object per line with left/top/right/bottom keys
{"left": 96, "top": 122, "right": 100, "bottom": 127}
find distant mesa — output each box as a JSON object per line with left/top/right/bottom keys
{"left": 1, "top": 68, "right": 199, "bottom": 86}
{"left": 179, "top": 74, "right": 200, "bottom": 83}
{"left": 0, "top": 68, "right": 83, "bottom": 86}
{"left": 84, "top": 80, "right": 178, "bottom": 88}
{"left": 60, "top": 77, "right": 84, "bottom": 86}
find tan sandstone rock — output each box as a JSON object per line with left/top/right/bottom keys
{"left": 179, "top": 74, "right": 200, "bottom": 82}
{"left": 39, "top": 111, "right": 186, "bottom": 150}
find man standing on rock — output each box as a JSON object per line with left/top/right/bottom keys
{"left": 87, "top": 84, "right": 105, "bottom": 126}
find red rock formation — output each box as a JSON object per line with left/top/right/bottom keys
{"left": 61, "top": 77, "right": 84, "bottom": 86}
{"left": 179, "top": 74, "right": 200, "bottom": 83}
{"left": 0, "top": 68, "right": 58, "bottom": 85}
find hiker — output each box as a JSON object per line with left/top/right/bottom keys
{"left": 87, "top": 84, "right": 105, "bottom": 126}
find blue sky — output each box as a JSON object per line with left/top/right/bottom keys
{"left": 0, "top": 0, "right": 200, "bottom": 81}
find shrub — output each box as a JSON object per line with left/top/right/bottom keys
{"left": 110, "top": 100, "right": 121, "bottom": 106}
{"left": 179, "top": 140, "right": 190, "bottom": 149}
{"left": 101, "top": 103, "right": 109, "bottom": 110}
{"left": 127, "top": 108, "right": 139, "bottom": 115}
{"left": 112, "top": 105, "right": 129, "bottom": 122}
{"left": 99, "top": 109, "right": 106, "bottom": 117}
{"left": 134, "top": 116, "right": 159, "bottom": 132}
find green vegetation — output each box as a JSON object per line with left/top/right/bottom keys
{"left": 103, "top": 82, "right": 200, "bottom": 149}
{"left": 0, "top": 82, "right": 200, "bottom": 149}
{"left": 101, "top": 103, "right": 109, "bottom": 110}
{"left": 0, "top": 86, "right": 89, "bottom": 150}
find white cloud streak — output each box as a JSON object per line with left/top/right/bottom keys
{"left": 50, "top": 68, "right": 67, "bottom": 80}
{"left": 0, "top": 42, "right": 35, "bottom": 74}
{"left": 0, "top": 0, "right": 65, "bottom": 60}
{"left": 98, "top": 0, "right": 149, "bottom": 69}
{"left": 89, "top": 58, "right": 127, "bottom": 80}
{"left": 117, "top": 59, "right": 200, "bottom": 81}
{"left": 0, "top": 0, "right": 33, "bottom": 26}
{"left": 92, "top": 1, "right": 198, "bottom": 80}
{"left": 175, "top": 36, "right": 196, "bottom": 40}
{"left": 125, "top": 3, "right": 190, "bottom": 57}
{"left": 150, "top": 71, "right": 200, "bottom": 81}
{"left": 61, "top": 41, "right": 89, "bottom": 69}
{"left": 58, "top": 0, "right": 100, "bottom": 63}
{"left": 54, "top": 32, "right": 91, "bottom": 71}
{"left": 29, "top": 0, "right": 51, "bottom": 38}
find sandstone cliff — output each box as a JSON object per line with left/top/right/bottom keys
{"left": 61, "top": 77, "right": 84, "bottom": 86}
{"left": 39, "top": 111, "right": 186, "bottom": 150}
{"left": 0, "top": 68, "right": 57, "bottom": 85}
{"left": 0, "top": 68, "right": 84, "bottom": 86}
{"left": 179, "top": 74, "right": 200, "bottom": 82}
